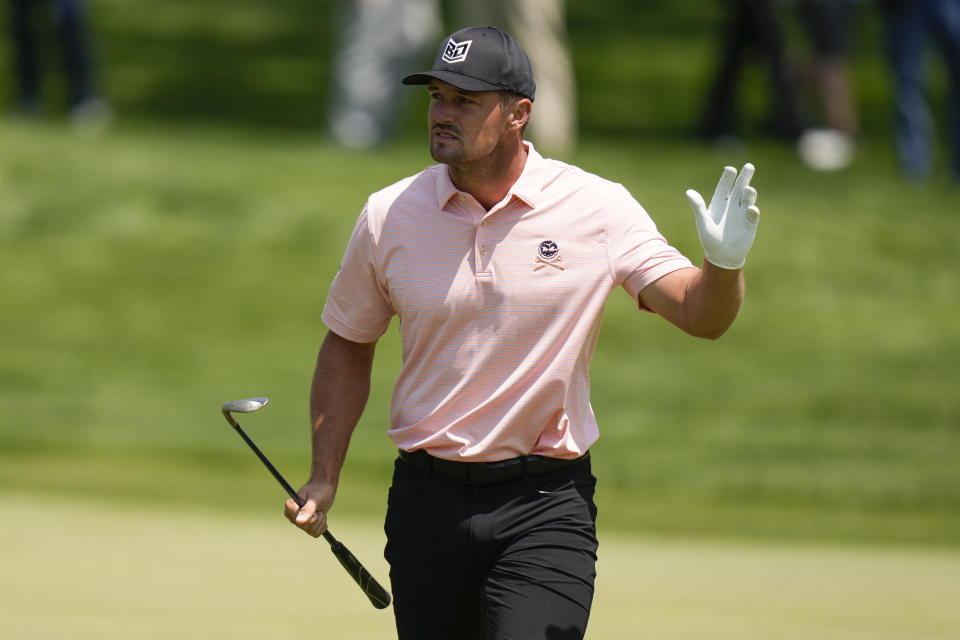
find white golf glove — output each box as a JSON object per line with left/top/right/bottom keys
{"left": 686, "top": 163, "right": 760, "bottom": 270}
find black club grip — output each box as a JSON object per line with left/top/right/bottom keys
{"left": 324, "top": 532, "right": 392, "bottom": 609}
{"left": 228, "top": 422, "right": 391, "bottom": 610}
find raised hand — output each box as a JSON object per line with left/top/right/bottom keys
{"left": 686, "top": 163, "right": 760, "bottom": 270}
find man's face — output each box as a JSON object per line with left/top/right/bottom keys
{"left": 427, "top": 81, "right": 511, "bottom": 166}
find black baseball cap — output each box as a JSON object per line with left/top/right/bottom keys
{"left": 402, "top": 26, "right": 536, "bottom": 101}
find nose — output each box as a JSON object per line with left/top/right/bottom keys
{"left": 430, "top": 97, "right": 454, "bottom": 124}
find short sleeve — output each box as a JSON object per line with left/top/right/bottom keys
{"left": 321, "top": 206, "right": 396, "bottom": 342}
{"left": 604, "top": 184, "right": 694, "bottom": 306}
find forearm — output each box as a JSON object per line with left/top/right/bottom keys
{"left": 671, "top": 161, "right": 757, "bottom": 338}
{"left": 307, "top": 330, "right": 376, "bottom": 488}
{"left": 681, "top": 261, "right": 744, "bottom": 339}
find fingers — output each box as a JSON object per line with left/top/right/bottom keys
{"left": 707, "top": 163, "right": 756, "bottom": 214}
{"left": 733, "top": 162, "right": 755, "bottom": 191}
{"left": 733, "top": 164, "right": 759, "bottom": 228}
{"left": 710, "top": 163, "right": 757, "bottom": 214}
{"left": 730, "top": 162, "right": 757, "bottom": 214}
{"left": 709, "top": 166, "right": 738, "bottom": 217}
{"left": 284, "top": 498, "right": 328, "bottom": 538}
{"left": 686, "top": 189, "right": 711, "bottom": 230}
{"left": 283, "top": 497, "right": 300, "bottom": 521}
{"left": 685, "top": 188, "right": 706, "bottom": 214}
{"left": 302, "top": 510, "right": 328, "bottom": 538}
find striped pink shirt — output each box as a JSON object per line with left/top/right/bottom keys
{"left": 322, "top": 143, "right": 693, "bottom": 461}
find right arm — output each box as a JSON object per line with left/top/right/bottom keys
{"left": 284, "top": 330, "right": 377, "bottom": 537}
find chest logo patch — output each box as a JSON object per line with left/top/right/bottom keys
{"left": 534, "top": 240, "right": 564, "bottom": 270}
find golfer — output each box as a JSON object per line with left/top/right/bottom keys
{"left": 285, "top": 26, "right": 760, "bottom": 640}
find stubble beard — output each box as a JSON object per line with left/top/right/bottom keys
{"left": 430, "top": 142, "right": 464, "bottom": 165}
{"left": 430, "top": 127, "right": 466, "bottom": 166}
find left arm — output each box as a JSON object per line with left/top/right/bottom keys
{"left": 639, "top": 262, "right": 744, "bottom": 340}
{"left": 639, "top": 163, "right": 760, "bottom": 340}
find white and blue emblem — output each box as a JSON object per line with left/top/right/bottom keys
{"left": 534, "top": 240, "right": 564, "bottom": 270}
{"left": 442, "top": 39, "right": 472, "bottom": 64}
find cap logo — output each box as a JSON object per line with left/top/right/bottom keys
{"left": 441, "top": 38, "right": 472, "bottom": 64}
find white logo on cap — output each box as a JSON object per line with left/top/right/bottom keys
{"left": 442, "top": 38, "right": 472, "bottom": 63}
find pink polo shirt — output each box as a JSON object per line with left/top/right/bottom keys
{"left": 322, "top": 143, "right": 693, "bottom": 462}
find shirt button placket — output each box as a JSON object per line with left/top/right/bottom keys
{"left": 476, "top": 218, "right": 490, "bottom": 275}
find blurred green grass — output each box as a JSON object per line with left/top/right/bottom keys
{"left": 1, "top": 117, "right": 957, "bottom": 547}
{"left": 1, "top": 0, "right": 958, "bottom": 548}
{"left": 4, "top": 495, "right": 959, "bottom": 639}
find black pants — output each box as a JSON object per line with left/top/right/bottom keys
{"left": 384, "top": 452, "right": 599, "bottom": 640}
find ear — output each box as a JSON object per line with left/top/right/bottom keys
{"left": 509, "top": 98, "right": 532, "bottom": 132}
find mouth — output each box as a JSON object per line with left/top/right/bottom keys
{"left": 432, "top": 126, "right": 459, "bottom": 142}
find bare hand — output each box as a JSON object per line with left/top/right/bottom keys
{"left": 283, "top": 480, "right": 336, "bottom": 538}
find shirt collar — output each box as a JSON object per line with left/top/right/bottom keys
{"left": 435, "top": 166, "right": 460, "bottom": 209}
{"left": 434, "top": 141, "right": 544, "bottom": 210}
{"left": 509, "top": 142, "right": 542, "bottom": 209}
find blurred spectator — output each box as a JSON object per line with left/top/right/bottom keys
{"left": 880, "top": 0, "right": 960, "bottom": 182}
{"left": 8, "top": 0, "right": 112, "bottom": 132}
{"left": 700, "top": 0, "right": 860, "bottom": 171}
{"left": 794, "top": 0, "right": 858, "bottom": 171}
{"left": 327, "top": 0, "right": 441, "bottom": 150}
{"left": 797, "top": 0, "right": 859, "bottom": 136}
{"left": 327, "top": 0, "right": 577, "bottom": 156}
{"left": 699, "top": 0, "right": 808, "bottom": 143}
{"left": 452, "top": 0, "right": 577, "bottom": 155}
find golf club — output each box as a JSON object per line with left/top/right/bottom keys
{"left": 221, "top": 396, "right": 391, "bottom": 610}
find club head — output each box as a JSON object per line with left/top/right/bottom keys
{"left": 221, "top": 396, "right": 269, "bottom": 427}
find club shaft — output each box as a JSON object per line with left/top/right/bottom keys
{"left": 230, "top": 420, "right": 392, "bottom": 609}
{"left": 232, "top": 423, "right": 304, "bottom": 507}
{"left": 234, "top": 422, "right": 338, "bottom": 543}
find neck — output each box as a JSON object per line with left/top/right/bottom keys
{"left": 448, "top": 138, "right": 528, "bottom": 211}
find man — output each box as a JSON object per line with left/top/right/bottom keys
{"left": 8, "top": 0, "right": 112, "bottom": 131}
{"left": 285, "top": 26, "right": 760, "bottom": 640}
{"left": 880, "top": 0, "right": 960, "bottom": 182}
{"left": 328, "top": 0, "right": 576, "bottom": 155}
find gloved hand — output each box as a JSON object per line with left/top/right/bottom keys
{"left": 686, "top": 163, "right": 760, "bottom": 270}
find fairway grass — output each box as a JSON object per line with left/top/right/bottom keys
{"left": 2, "top": 117, "right": 958, "bottom": 547}
{"left": 2, "top": 494, "right": 958, "bottom": 639}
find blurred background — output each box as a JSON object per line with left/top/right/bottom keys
{"left": 1, "top": 0, "right": 958, "bottom": 638}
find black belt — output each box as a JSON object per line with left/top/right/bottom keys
{"left": 398, "top": 449, "right": 589, "bottom": 485}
